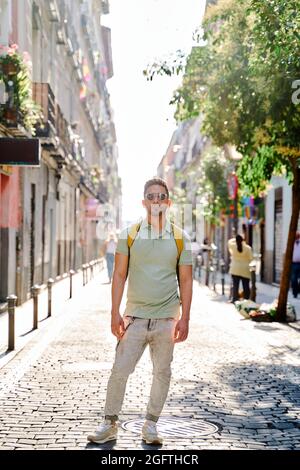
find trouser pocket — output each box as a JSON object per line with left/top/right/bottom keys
{"left": 123, "top": 315, "right": 135, "bottom": 331}
{"left": 115, "top": 316, "right": 135, "bottom": 350}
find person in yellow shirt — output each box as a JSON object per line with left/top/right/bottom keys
{"left": 228, "top": 234, "right": 253, "bottom": 302}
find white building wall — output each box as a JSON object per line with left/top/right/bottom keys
{"left": 264, "top": 175, "right": 293, "bottom": 283}
{"left": 1, "top": 0, "right": 119, "bottom": 301}
{"left": 0, "top": 0, "right": 12, "bottom": 44}
{"left": 265, "top": 175, "right": 292, "bottom": 253}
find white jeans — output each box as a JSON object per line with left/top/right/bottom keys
{"left": 104, "top": 316, "right": 176, "bottom": 422}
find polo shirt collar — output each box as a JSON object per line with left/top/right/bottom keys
{"left": 140, "top": 217, "right": 172, "bottom": 234}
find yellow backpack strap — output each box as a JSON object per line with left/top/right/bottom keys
{"left": 127, "top": 222, "right": 142, "bottom": 249}
{"left": 171, "top": 223, "right": 184, "bottom": 305}
{"left": 126, "top": 222, "right": 141, "bottom": 280}
{"left": 171, "top": 223, "right": 184, "bottom": 259}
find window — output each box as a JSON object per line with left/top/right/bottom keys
{"left": 0, "top": 0, "right": 11, "bottom": 45}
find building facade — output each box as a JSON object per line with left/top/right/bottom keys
{"left": 0, "top": 0, "right": 121, "bottom": 304}
{"left": 158, "top": 117, "right": 208, "bottom": 244}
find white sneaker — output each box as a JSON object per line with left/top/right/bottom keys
{"left": 87, "top": 420, "right": 118, "bottom": 444}
{"left": 142, "top": 420, "right": 163, "bottom": 445}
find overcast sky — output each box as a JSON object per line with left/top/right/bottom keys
{"left": 103, "top": 0, "right": 206, "bottom": 224}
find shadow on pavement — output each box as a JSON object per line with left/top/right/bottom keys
{"left": 166, "top": 362, "right": 300, "bottom": 448}
{"left": 140, "top": 440, "right": 163, "bottom": 450}
{"left": 86, "top": 439, "right": 117, "bottom": 450}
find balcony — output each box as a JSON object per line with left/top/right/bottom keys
{"left": 110, "top": 122, "right": 117, "bottom": 143}
{"left": 81, "top": 13, "right": 88, "bottom": 32}
{"left": 56, "top": 104, "right": 72, "bottom": 162}
{"left": 0, "top": 105, "right": 24, "bottom": 135}
{"left": 80, "top": 173, "right": 99, "bottom": 199}
{"left": 101, "top": 0, "right": 110, "bottom": 15}
{"left": 32, "top": 82, "right": 103, "bottom": 197}
{"left": 32, "top": 83, "right": 56, "bottom": 139}
{"left": 32, "top": 83, "right": 55, "bottom": 138}
{"left": 97, "top": 180, "right": 109, "bottom": 203}
{"left": 56, "top": 25, "right": 67, "bottom": 45}
{"left": 32, "top": 82, "right": 71, "bottom": 163}
{"left": 48, "top": 0, "right": 60, "bottom": 22}
{"left": 0, "top": 51, "right": 40, "bottom": 136}
{"left": 98, "top": 124, "right": 111, "bottom": 145}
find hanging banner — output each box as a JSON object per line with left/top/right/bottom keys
{"left": 228, "top": 173, "right": 238, "bottom": 199}
{"left": 86, "top": 198, "right": 103, "bottom": 219}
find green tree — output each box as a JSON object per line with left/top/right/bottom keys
{"left": 145, "top": 0, "right": 300, "bottom": 321}
{"left": 196, "top": 146, "right": 230, "bottom": 227}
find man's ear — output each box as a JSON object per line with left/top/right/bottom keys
{"left": 142, "top": 199, "right": 146, "bottom": 208}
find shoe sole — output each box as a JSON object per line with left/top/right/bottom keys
{"left": 87, "top": 434, "right": 117, "bottom": 444}
{"left": 142, "top": 437, "right": 163, "bottom": 445}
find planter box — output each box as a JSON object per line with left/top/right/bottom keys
{"left": 3, "top": 107, "right": 18, "bottom": 124}
{"left": 1, "top": 62, "right": 19, "bottom": 76}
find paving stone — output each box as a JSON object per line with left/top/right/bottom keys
{"left": 0, "top": 275, "right": 299, "bottom": 449}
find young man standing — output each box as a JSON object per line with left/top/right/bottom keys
{"left": 87, "top": 177, "right": 193, "bottom": 445}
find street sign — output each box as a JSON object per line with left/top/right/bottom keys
{"left": 228, "top": 172, "right": 238, "bottom": 199}
{"left": 0, "top": 138, "right": 40, "bottom": 166}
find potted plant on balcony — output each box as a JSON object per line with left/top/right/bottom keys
{"left": 1, "top": 59, "right": 19, "bottom": 76}
{"left": 3, "top": 106, "right": 18, "bottom": 123}
{"left": 0, "top": 44, "right": 41, "bottom": 133}
{"left": 0, "top": 44, "right": 20, "bottom": 74}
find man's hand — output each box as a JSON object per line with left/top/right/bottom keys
{"left": 111, "top": 312, "right": 125, "bottom": 340}
{"left": 173, "top": 318, "right": 189, "bottom": 343}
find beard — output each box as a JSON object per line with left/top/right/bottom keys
{"left": 150, "top": 204, "right": 167, "bottom": 216}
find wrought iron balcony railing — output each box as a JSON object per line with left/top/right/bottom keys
{"left": 32, "top": 82, "right": 56, "bottom": 139}
{"left": 32, "top": 82, "right": 70, "bottom": 164}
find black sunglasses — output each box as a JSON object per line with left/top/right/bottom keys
{"left": 145, "top": 193, "right": 168, "bottom": 201}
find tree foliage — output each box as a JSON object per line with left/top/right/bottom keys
{"left": 145, "top": 0, "right": 300, "bottom": 189}
{"left": 196, "top": 147, "right": 230, "bottom": 224}
{"left": 145, "top": 0, "right": 300, "bottom": 320}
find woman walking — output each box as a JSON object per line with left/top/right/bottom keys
{"left": 104, "top": 232, "right": 118, "bottom": 283}
{"left": 228, "top": 234, "right": 253, "bottom": 303}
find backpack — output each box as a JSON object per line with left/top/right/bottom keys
{"left": 126, "top": 220, "right": 184, "bottom": 303}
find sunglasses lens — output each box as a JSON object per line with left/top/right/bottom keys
{"left": 146, "top": 193, "right": 168, "bottom": 201}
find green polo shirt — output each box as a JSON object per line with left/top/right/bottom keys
{"left": 116, "top": 218, "right": 192, "bottom": 319}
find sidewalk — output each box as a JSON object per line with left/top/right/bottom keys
{"left": 256, "top": 281, "right": 300, "bottom": 319}
{"left": 0, "top": 268, "right": 299, "bottom": 450}
{"left": 197, "top": 269, "right": 300, "bottom": 321}
{"left": 0, "top": 266, "right": 100, "bottom": 358}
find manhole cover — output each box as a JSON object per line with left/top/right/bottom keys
{"left": 62, "top": 362, "right": 112, "bottom": 372}
{"left": 122, "top": 417, "right": 219, "bottom": 438}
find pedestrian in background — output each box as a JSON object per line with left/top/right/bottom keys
{"left": 291, "top": 231, "right": 300, "bottom": 298}
{"left": 200, "top": 237, "right": 210, "bottom": 268}
{"left": 228, "top": 234, "right": 253, "bottom": 303}
{"left": 104, "top": 232, "right": 118, "bottom": 283}
{"left": 191, "top": 239, "right": 201, "bottom": 279}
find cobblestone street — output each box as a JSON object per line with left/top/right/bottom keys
{"left": 0, "top": 269, "right": 299, "bottom": 451}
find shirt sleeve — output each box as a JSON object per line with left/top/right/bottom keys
{"left": 178, "top": 230, "right": 193, "bottom": 266}
{"left": 115, "top": 227, "right": 129, "bottom": 256}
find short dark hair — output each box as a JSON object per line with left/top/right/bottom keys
{"left": 236, "top": 234, "right": 244, "bottom": 253}
{"left": 144, "top": 177, "right": 169, "bottom": 198}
